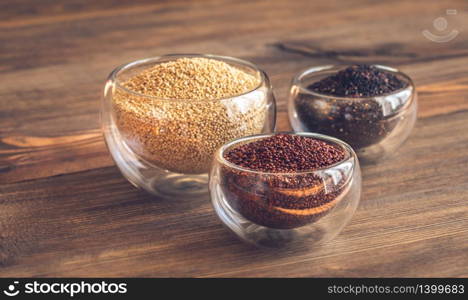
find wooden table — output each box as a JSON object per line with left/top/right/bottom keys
{"left": 1, "top": 0, "right": 467, "bottom": 277}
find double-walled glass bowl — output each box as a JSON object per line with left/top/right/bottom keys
{"left": 288, "top": 65, "right": 417, "bottom": 162}
{"left": 102, "top": 54, "right": 276, "bottom": 198}
{"left": 210, "top": 132, "right": 361, "bottom": 248}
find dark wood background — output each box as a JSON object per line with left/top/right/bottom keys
{"left": 1, "top": 0, "right": 467, "bottom": 277}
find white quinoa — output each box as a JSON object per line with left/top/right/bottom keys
{"left": 113, "top": 57, "right": 269, "bottom": 174}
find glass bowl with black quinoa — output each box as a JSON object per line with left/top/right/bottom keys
{"left": 288, "top": 64, "right": 417, "bottom": 162}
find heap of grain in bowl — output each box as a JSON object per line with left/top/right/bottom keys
{"left": 113, "top": 57, "right": 269, "bottom": 174}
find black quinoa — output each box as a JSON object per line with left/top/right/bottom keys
{"left": 294, "top": 65, "right": 410, "bottom": 149}
{"left": 309, "top": 64, "right": 407, "bottom": 97}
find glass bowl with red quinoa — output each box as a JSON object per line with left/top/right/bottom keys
{"left": 209, "top": 132, "right": 361, "bottom": 248}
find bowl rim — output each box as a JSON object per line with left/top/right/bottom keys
{"left": 108, "top": 54, "right": 268, "bottom": 102}
{"left": 291, "top": 64, "right": 416, "bottom": 101}
{"left": 215, "top": 132, "right": 358, "bottom": 175}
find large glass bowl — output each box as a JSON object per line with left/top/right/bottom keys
{"left": 288, "top": 65, "right": 417, "bottom": 162}
{"left": 210, "top": 132, "right": 361, "bottom": 248}
{"left": 102, "top": 54, "right": 276, "bottom": 198}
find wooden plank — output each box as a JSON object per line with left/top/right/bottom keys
{"left": 0, "top": 0, "right": 467, "bottom": 277}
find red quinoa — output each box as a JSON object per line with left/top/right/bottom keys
{"left": 222, "top": 134, "right": 348, "bottom": 229}
{"left": 224, "top": 134, "right": 345, "bottom": 172}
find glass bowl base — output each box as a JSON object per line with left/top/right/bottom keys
{"left": 211, "top": 184, "right": 341, "bottom": 248}
{"left": 104, "top": 123, "right": 209, "bottom": 199}
{"left": 149, "top": 174, "right": 208, "bottom": 197}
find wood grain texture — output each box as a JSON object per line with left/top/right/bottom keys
{"left": 1, "top": 0, "right": 467, "bottom": 277}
